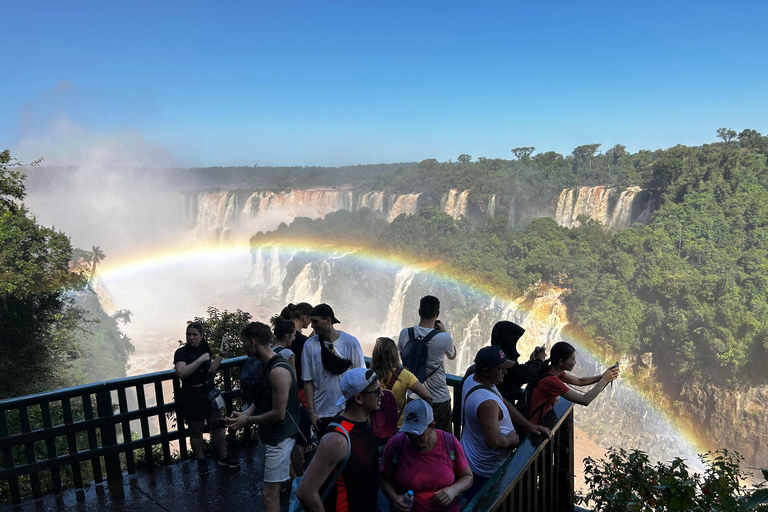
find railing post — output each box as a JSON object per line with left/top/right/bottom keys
{"left": 555, "top": 408, "right": 574, "bottom": 512}
{"left": 96, "top": 387, "right": 122, "bottom": 481}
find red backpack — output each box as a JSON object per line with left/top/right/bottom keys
{"left": 370, "top": 367, "right": 404, "bottom": 440}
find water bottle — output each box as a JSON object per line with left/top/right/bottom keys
{"left": 403, "top": 490, "right": 414, "bottom": 510}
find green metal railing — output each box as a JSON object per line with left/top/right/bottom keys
{"left": 1, "top": 359, "right": 574, "bottom": 511}
{"left": 0, "top": 356, "right": 248, "bottom": 504}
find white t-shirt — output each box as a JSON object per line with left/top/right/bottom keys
{"left": 301, "top": 331, "right": 365, "bottom": 418}
{"left": 460, "top": 374, "right": 515, "bottom": 478}
{"left": 397, "top": 325, "right": 456, "bottom": 403}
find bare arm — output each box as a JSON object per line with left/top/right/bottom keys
{"left": 408, "top": 380, "right": 433, "bottom": 405}
{"left": 477, "top": 400, "right": 519, "bottom": 450}
{"left": 297, "top": 431, "right": 347, "bottom": 512}
{"left": 563, "top": 365, "right": 620, "bottom": 388}
{"left": 174, "top": 352, "right": 210, "bottom": 379}
{"left": 227, "top": 368, "right": 291, "bottom": 429}
{"left": 287, "top": 354, "right": 297, "bottom": 379}
{"left": 304, "top": 380, "right": 320, "bottom": 429}
{"left": 380, "top": 474, "right": 411, "bottom": 512}
{"left": 561, "top": 367, "right": 618, "bottom": 406}
{"left": 503, "top": 396, "right": 552, "bottom": 438}
{"left": 226, "top": 403, "right": 256, "bottom": 430}
{"left": 433, "top": 466, "right": 473, "bottom": 506}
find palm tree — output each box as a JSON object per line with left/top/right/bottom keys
{"left": 90, "top": 246, "right": 106, "bottom": 279}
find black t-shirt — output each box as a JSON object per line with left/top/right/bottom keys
{"left": 291, "top": 330, "right": 309, "bottom": 389}
{"left": 321, "top": 417, "right": 379, "bottom": 512}
{"left": 173, "top": 344, "right": 213, "bottom": 387}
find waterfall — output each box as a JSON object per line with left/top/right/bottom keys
{"left": 285, "top": 260, "right": 332, "bottom": 305}
{"left": 487, "top": 195, "right": 496, "bottom": 218}
{"left": 455, "top": 314, "right": 482, "bottom": 373}
{"left": 382, "top": 267, "right": 421, "bottom": 336}
{"left": 555, "top": 186, "right": 653, "bottom": 230}
{"left": 442, "top": 189, "right": 470, "bottom": 219}
{"left": 387, "top": 193, "right": 421, "bottom": 221}
{"left": 249, "top": 247, "right": 265, "bottom": 285}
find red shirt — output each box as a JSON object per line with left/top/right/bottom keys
{"left": 527, "top": 371, "right": 570, "bottom": 424}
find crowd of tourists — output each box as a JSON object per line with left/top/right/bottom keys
{"left": 173, "top": 296, "right": 620, "bottom": 512}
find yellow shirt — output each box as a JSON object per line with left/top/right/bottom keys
{"left": 382, "top": 367, "right": 418, "bottom": 428}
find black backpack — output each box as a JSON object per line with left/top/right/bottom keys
{"left": 401, "top": 328, "right": 439, "bottom": 382}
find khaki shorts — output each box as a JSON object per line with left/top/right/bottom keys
{"left": 263, "top": 436, "right": 296, "bottom": 482}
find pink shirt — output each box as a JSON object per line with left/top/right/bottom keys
{"left": 381, "top": 430, "right": 469, "bottom": 512}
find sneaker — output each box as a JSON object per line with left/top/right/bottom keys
{"left": 217, "top": 455, "right": 241, "bottom": 469}
{"left": 197, "top": 459, "right": 209, "bottom": 476}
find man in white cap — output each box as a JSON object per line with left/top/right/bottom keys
{"left": 460, "top": 346, "right": 551, "bottom": 502}
{"left": 381, "top": 399, "right": 473, "bottom": 512}
{"left": 297, "top": 368, "right": 381, "bottom": 512}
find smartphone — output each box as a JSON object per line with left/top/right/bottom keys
{"left": 434, "top": 320, "right": 441, "bottom": 329}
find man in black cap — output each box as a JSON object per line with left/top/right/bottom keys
{"left": 302, "top": 303, "right": 365, "bottom": 437}
{"left": 460, "top": 346, "right": 551, "bottom": 502}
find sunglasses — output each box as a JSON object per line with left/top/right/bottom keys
{"left": 359, "top": 386, "right": 382, "bottom": 396}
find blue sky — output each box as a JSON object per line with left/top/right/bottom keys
{"left": 2, "top": 0, "right": 766, "bottom": 167}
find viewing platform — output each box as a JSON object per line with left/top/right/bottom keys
{"left": 1, "top": 357, "right": 576, "bottom": 512}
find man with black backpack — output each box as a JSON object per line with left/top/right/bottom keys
{"left": 397, "top": 295, "right": 456, "bottom": 433}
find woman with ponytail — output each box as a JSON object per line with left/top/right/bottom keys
{"left": 524, "top": 342, "right": 620, "bottom": 425}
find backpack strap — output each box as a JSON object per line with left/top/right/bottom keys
{"left": 389, "top": 432, "right": 406, "bottom": 466}
{"left": 392, "top": 431, "right": 456, "bottom": 469}
{"left": 420, "top": 329, "right": 441, "bottom": 380}
{"left": 407, "top": 327, "right": 415, "bottom": 345}
{"left": 320, "top": 422, "right": 352, "bottom": 503}
{"left": 385, "top": 367, "right": 404, "bottom": 391}
{"left": 460, "top": 383, "right": 497, "bottom": 431}
{"left": 440, "top": 430, "right": 457, "bottom": 462}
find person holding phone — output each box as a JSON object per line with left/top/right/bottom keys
{"left": 524, "top": 342, "right": 620, "bottom": 426}
{"left": 173, "top": 321, "right": 240, "bottom": 476}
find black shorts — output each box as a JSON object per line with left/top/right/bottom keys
{"left": 175, "top": 385, "right": 215, "bottom": 423}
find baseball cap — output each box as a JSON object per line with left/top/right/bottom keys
{"left": 310, "top": 303, "right": 340, "bottom": 324}
{"left": 399, "top": 399, "right": 434, "bottom": 435}
{"left": 335, "top": 368, "right": 377, "bottom": 407}
{"left": 474, "top": 346, "right": 516, "bottom": 369}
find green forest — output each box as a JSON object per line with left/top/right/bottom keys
{"left": 252, "top": 129, "right": 768, "bottom": 391}
{"left": 0, "top": 150, "right": 133, "bottom": 399}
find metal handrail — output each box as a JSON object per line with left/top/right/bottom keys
{"left": 1, "top": 357, "right": 574, "bottom": 511}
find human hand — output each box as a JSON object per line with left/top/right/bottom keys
{"left": 507, "top": 431, "right": 520, "bottom": 447}
{"left": 433, "top": 487, "right": 458, "bottom": 508}
{"left": 391, "top": 494, "right": 411, "bottom": 512}
{"left": 435, "top": 320, "right": 446, "bottom": 333}
{"left": 309, "top": 410, "right": 321, "bottom": 431}
{"left": 530, "top": 346, "right": 547, "bottom": 361}
{"left": 532, "top": 425, "right": 552, "bottom": 438}
{"left": 198, "top": 353, "right": 211, "bottom": 363}
{"left": 602, "top": 366, "right": 620, "bottom": 383}
{"left": 225, "top": 411, "right": 248, "bottom": 430}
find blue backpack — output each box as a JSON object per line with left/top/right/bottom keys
{"left": 401, "top": 328, "right": 440, "bottom": 382}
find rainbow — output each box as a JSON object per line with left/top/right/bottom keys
{"left": 97, "top": 237, "right": 712, "bottom": 459}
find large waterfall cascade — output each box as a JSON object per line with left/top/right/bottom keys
{"left": 245, "top": 244, "right": 700, "bottom": 466}
{"left": 187, "top": 185, "right": 655, "bottom": 244}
